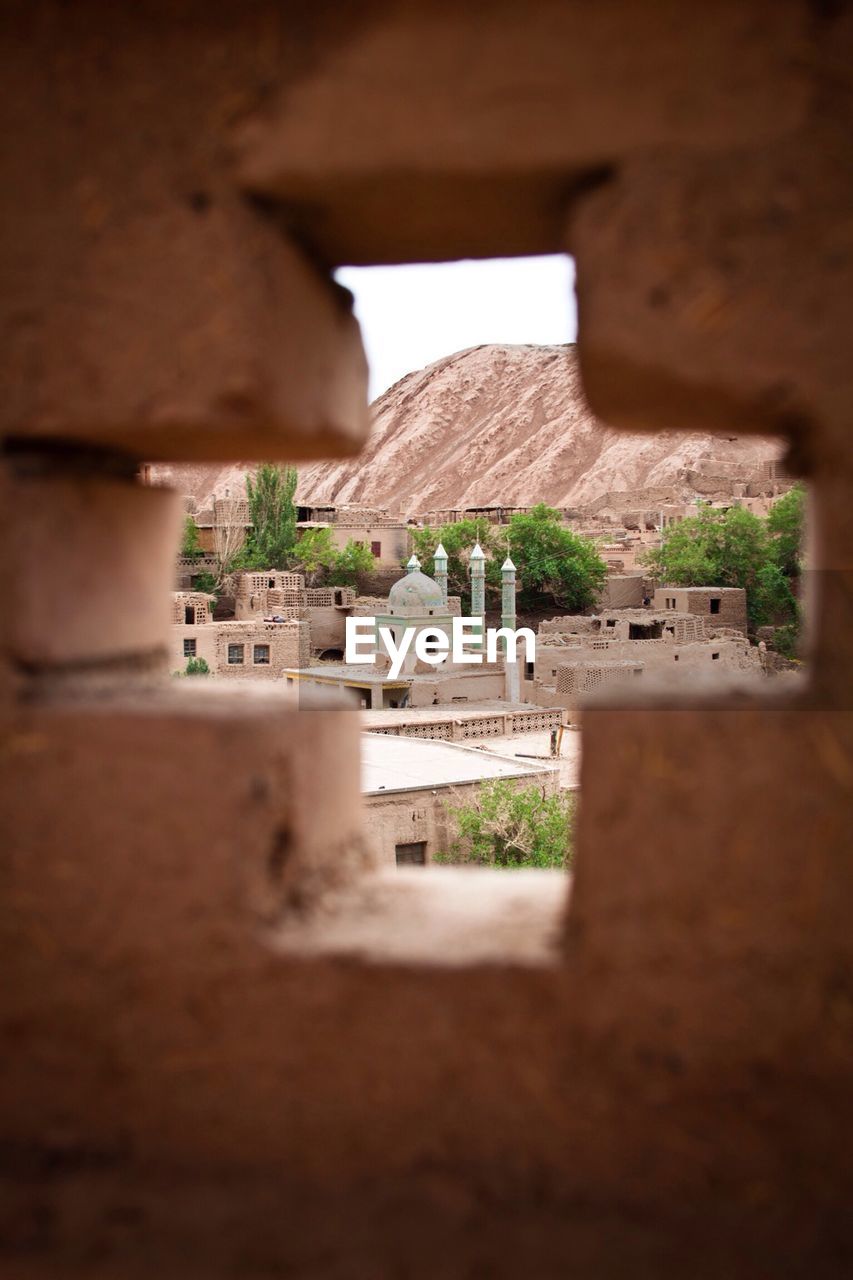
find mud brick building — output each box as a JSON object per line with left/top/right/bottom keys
{"left": 1, "top": 4, "right": 851, "bottom": 1277}
{"left": 362, "top": 732, "right": 558, "bottom": 867}
{"left": 528, "top": 606, "right": 763, "bottom": 720}
{"left": 297, "top": 505, "right": 412, "bottom": 569}
{"left": 654, "top": 585, "right": 749, "bottom": 634}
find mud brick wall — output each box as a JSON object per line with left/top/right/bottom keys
{"left": 1, "top": 4, "right": 852, "bottom": 1278}
{"left": 656, "top": 587, "right": 749, "bottom": 634}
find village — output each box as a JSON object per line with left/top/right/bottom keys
{"left": 167, "top": 453, "right": 802, "bottom": 870}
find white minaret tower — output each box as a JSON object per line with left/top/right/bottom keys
{"left": 501, "top": 554, "right": 520, "bottom": 702}
{"left": 433, "top": 543, "right": 448, "bottom": 603}
{"left": 470, "top": 542, "right": 485, "bottom": 651}
{"left": 406, "top": 553, "right": 421, "bottom": 574}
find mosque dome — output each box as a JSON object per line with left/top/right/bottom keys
{"left": 388, "top": 570, "right": 446, "bottom": 611}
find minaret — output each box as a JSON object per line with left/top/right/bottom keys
{"left": 501, "top": 554, "right": 520, "bottom": 702}
{"left": 501, "top": 555, "right": 517, "bottom": 632}
{"left": 406, "top": 553, "right": 421, "bottom": 574}
{"left": 433, "top": 543, "right": 448, "bottom": 603}
{"left": 470, "top": 542, "right": 485, "bottom": 651}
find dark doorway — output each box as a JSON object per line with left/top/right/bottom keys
{"left": 628, "top": 622, "right": 662, "bottom": 639}
{"left": 396, "top": 842, "right": 427, "bottom": 866}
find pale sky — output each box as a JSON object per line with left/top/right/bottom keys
{"left": 336, "top": 255, "right": 577, "bottom": 402}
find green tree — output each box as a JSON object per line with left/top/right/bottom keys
{"left": 439, "top": 780, "right": 574, "bottom": 869}
{"left": 181, "top": 515, "right": 202, "bottom": 560}
{"left": 410, "top": 517, "right": 499, "bottom": 597}
{"left": 327, "top": 538, "right": 375, "bottom": 588}
{"left": 244, "top": 464, "right": 298, "bottom": 568}
{"left": 644, "top": 505, "right": 768, "bottom": 591}
{"left": 411, "top": 507, "right": 605, "bottom": 611}
{"left": 185, "top": 656, "right": 210, "bottom": 676}
{"left": 643, "top": 505, "right": 771, "bottom": 626}
{"left": 191, "top": 570, "right": 218, "bottom": 598}
{"left": 767, "top": 483, "right": 806, "bottom": 578}
{"left": 507, "top": 504, "right": 607, "bottom": 611}
{"left": 292, "top": 527, "right": 338, "bottom": 585}
{"left": 643, "top": 501, "right": 805, "bottom": 632}
{"left": 752, "top": 562, "right": 800, "bottom": 630}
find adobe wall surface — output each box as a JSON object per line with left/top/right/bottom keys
{"left": 365, "top": 768, "right": 559, "bottom": 866}
{"left": 364, "top": 779, "right": 471, "bottom": 865}
{"left": 171, "top": 620, "right": 310, "bottom": 677}
{"left": 172, "top": 592, "right": 212, "bottom": 626}
{"left": 596, "top": 574, "right": 645, "bottom": 609}
{"left": 407, "top": 668, "right": 507, "bottom": 707}
{"left": 305, "top": 605, "right": 347, "bottom": 652}
{"left": 655, "top": 587, "right": 748, "bottom": 634}
{"left": 331, "top": 521, "right": 411, "bottom": 567}
{"left": 365, "top": 705, "right": 562, "bottom": 741}
{"left": 1, "top": 3, "right": 852, "bottom": 1277}
{"left": 538, "top": 636, "right": 758, "bottom": 681}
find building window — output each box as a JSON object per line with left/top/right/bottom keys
{"left": 184, "top": 605, "right": 194, "bottom": 624}
{"left": 712, "top": 652, "right": 720, "bottom": 660}
{"left": 227, "top": 644, "right": 244, "bottom": 665}
{"left": 371, "top": 540, "right": 381, "bottom": 557}
{"left": 268, "top": 578, "right": 276, "bottom": 588}
{"left": 673, "top": 653, "right": 679, "bottom": 661}
{"left": 710, "top": 598, "right": 721, "bottom": 614}
{"left": 253, "top": 644, "right": 270, "bottom": 665}
{"left": 183, "top": 638, "right": 196, "bottom": 657}
{"left": 525, "top": 660, "right": 534, "bottom": 680}
{"left": 396, "top": 841, "right": 427, "bottom": 866}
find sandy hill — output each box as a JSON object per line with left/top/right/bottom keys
{"left": 152, "top": 345, "right": 782, "bottom": 514}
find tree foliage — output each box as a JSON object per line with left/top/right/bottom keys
{"left": 326, "top": 538, "right": 375, "bottom": 588}
{"left": 507, "top": 504, "right": 607, "bottom": 610}
{"left": 290, "top": 527, "right": 337, "bottom": 585}
{"left": 411, "top": 505, "right": 606, "bottom": 611}
{"left": 181, "top": 515, "right": 202, "bottom": 559}
{"left": 767, "top": 483, "right": 806, "bottom": 577}
{"left": 439, "top": 780, "right": 574, "bottom": 869}
{"left": 211, "top": 495, "right": 248, "bottom": 585}
{"left": 243, "top": 464, "right": 298, "bottom": 569}
{"left": 410, "top": 517, "right": 498, "bottom": 596}
{"left": 192, "top": 570, "right": 218, "bottom": 598}
{"left": 643, "top": 505, "right": 768, "bottom": 591}
{"left": 185, "top": 656, "right": 210, "bottom": 676}
{"left": 642, "top": 499, "right": 805, "bottom": 631}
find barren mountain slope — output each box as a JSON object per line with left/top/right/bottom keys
{"left": 152, "top": 345, "right": 782, "bottom": 513}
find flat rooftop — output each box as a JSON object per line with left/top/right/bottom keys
{"left": 361, "top": 732, "right": 555, "bottom": 796}
{"left": 465, "top": 728, "right": 581, "bottom": 792}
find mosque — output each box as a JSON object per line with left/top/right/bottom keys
{"left": 283, "top": 544, "right": 521, "bottom": 709}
